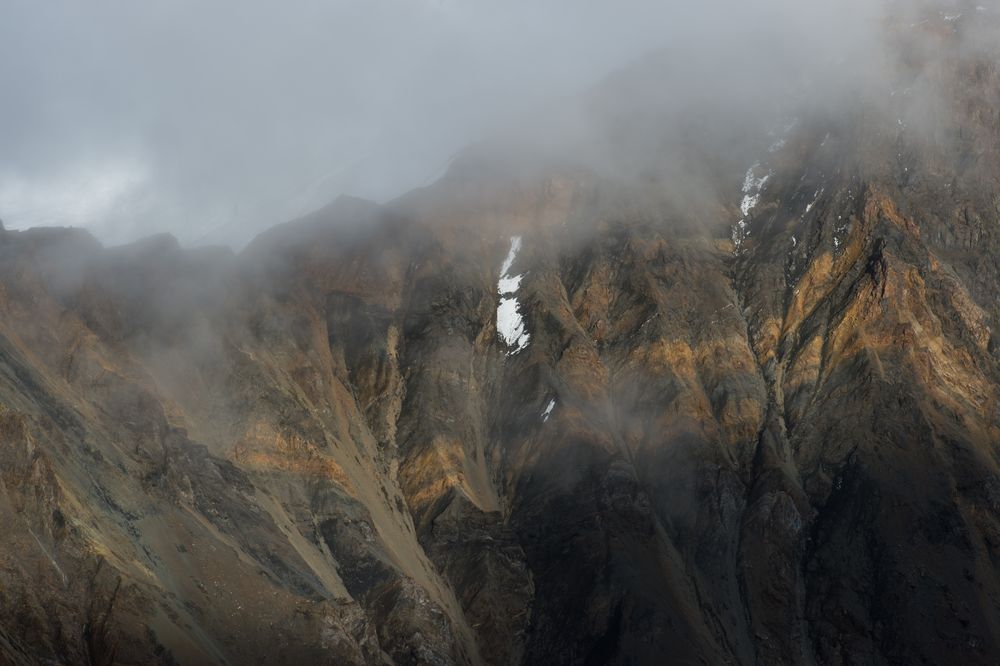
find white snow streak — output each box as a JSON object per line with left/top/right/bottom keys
{"left": 805, "top": 188, "right": 824, "bottom": 214}
{"left": 499, "top": 236, "right": 521, "bottom": 276}
{"left": 541, "top": 398, "right": 556, "bottom": 422}
{"left": 740, "top": 164, "right": 771, "bottom": 218}
{"left": 497, "top": 236, "right": 530, "bottom": 354}
{"left": 732, "top": 163, "right": 772, "bottom": 249}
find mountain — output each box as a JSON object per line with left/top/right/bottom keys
{"left": 3, "top": 6, "right": 1000, "bottom": 665}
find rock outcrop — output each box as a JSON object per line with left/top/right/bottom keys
{"left": 2, "top": 7, "right": 1000, "bottom": 665}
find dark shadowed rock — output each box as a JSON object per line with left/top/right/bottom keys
{"left": 2, "top": 7, "right": 1000, "bottom": 665}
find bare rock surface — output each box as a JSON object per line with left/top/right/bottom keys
{"left": 3, "top": 7, "right": 1000, "bottom": 665}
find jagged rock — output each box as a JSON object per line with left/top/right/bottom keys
{"left": 2, "top": 6, "right": 1000, "bottom": 665}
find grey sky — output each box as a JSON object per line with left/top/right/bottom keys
{"left": 0, "top": 0, "right": 892, "bottom": 247}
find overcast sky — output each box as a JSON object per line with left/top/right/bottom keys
{"left": 0, "top": 0, "right": 919, "bottom": 247}
{"left": 0, "top": 1, "right": 703, "bottom": 246}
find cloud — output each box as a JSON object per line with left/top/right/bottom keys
{"left": 0, "top": 0, "right": 943, "bottom": 247}
{"left": 0, "top": 0, "right": 686, "bottom": 246}
{"left": 0, "top": 159, "right": 149, "bottom": 230}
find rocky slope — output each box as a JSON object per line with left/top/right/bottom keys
{"left": 3, "top": 6, "right": 1000, "bottom": 665}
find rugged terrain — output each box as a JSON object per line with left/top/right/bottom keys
{"left": 3, "top": 6, "right": 1000, "bottom": 665}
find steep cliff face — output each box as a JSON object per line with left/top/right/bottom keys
{"left": 3, "top": 7, "right": 1000, "bottom": 666}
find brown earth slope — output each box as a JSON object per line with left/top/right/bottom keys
{"left": 3, "top": 7, "right": 1000, "bottom": 666}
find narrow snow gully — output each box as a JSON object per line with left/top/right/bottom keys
{"left": 497, "top": 236, "right": 531, "bottom": 354}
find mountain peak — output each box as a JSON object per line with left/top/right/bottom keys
{"left": 3, "top": 7, "right": 1000, "bottom": 666}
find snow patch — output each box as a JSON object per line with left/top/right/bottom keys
{"left": 541, "top": 398, "right": 556, "bottom": 422}
{"left": 740, "top": 164, "right": 772, "bottom": 218}
{"left": 732, "top": 163, "right": 772, "bottom": 249}
{"left": 805, "top": 188, "right": 824, "bottom": 214}
{"left": 497, "top": 236, "right": 530, "bottom": 354}
{"left": 497, "top": 298, "right": 529, "bottom": 353}
{"left": 833, "top": 222, "right": 849, "bottom": 250}
{"left": 732, "top": 119, "right": 798, "bottom": 252}
{"left": 499, "top": 236, "right": 521, "bottom": 276}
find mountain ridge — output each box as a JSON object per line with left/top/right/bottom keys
{"left": 3, "top": 6, "right": 1000, "bottom": 665}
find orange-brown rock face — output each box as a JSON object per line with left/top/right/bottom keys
{"left": 3, "top": 8, "right": 1000, "bottom": 666}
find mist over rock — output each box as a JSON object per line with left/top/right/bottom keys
{"left": 2, "top": 4, "right": 1000, "bottom": 665}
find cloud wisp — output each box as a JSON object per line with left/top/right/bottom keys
{"left": 0, "top": 0, "right": 971, "bottom": 247}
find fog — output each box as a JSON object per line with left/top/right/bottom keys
{"left": 0, "top": 0, "right": 978, "bottom": 247}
